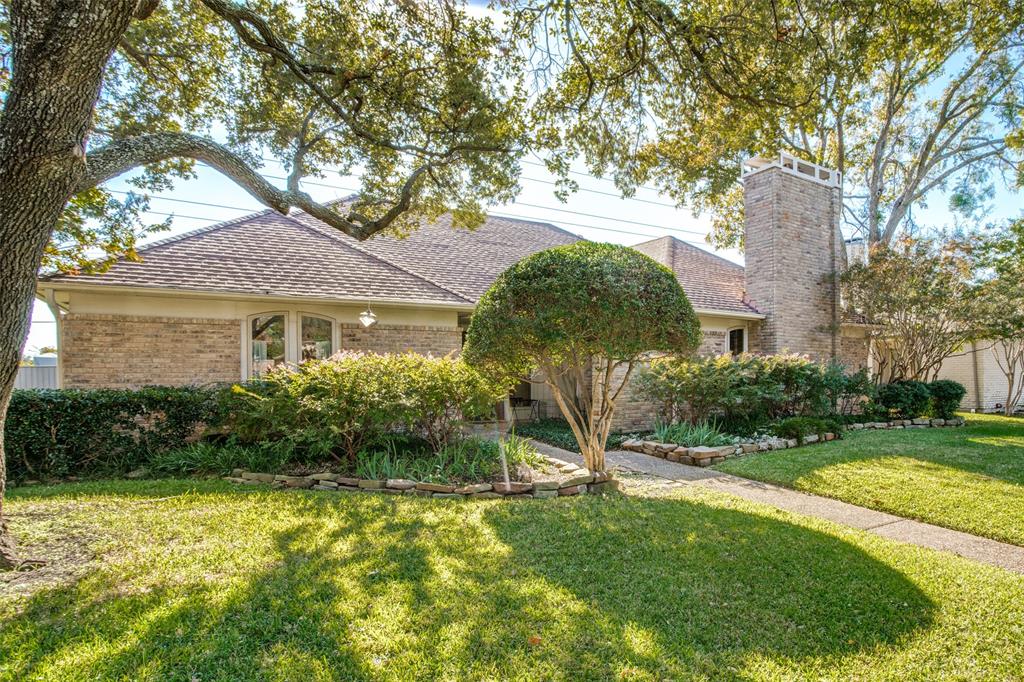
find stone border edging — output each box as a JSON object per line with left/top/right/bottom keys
{"left": 222, "top": 455, "right": 615, "bottom": 499}
{"left": 619, "top": 416, "right": 967, "bottom": 467}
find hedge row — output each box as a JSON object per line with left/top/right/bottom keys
{"left": 4, "top": 354, "right": 508, "bottom": 482}
{"left": 5, "top": 386, "right": 228, "bottom": 481}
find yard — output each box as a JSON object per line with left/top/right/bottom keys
{"left": 2, "top": 478, "right": 1023, "bottom": 681}
{"left": 715, "top": 413, "right": 1024, "bottom": 546}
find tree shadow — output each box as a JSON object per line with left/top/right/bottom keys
{"left": 1, "top": 488, "right": 937, "bottom": 680}
{"left": 482, "top": 494, "right": 936, "bottom": 678}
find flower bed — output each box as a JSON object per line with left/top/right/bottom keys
{"left": 222, "top": 454, "right": 615, "bottom": 498}
{"left": 620, "top": 417, "right": 967, "bottom": 467}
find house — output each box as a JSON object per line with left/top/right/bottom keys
{"left": 36, "top": 153, "right": 873, "bottom": 428}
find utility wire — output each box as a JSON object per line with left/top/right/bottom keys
{"left": 139, "top": 164, "right": 716, "bottom": 246}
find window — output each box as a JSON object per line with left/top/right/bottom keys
{"left": 728, "top": 327, "right": 746, "bottom": 356}
{"left": 251, "top": 314, "right": 286, "bottom": 376}
{"left": 301, "top": 315, "right": 333, "bottom": 361}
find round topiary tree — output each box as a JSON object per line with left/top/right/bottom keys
{"left": 463, "top": 242, "right": 701, "bottom": 471}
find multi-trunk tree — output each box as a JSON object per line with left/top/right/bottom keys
{"left": 976, "top": 219, "right": 1024, "bottom": 415}
{"left": 463, "top": 243, "right": 701, "bottom": 472}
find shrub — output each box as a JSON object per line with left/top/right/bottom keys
{"left": 637, "top": 353, "right": 871, "bottom": 429}
{"left": 877, "top": 380, "right": 932, "bottom": 419}
{"left": 928, "top": 379, "right": 967, "bottom": 419}
{"left": 227, "top": 353, "right": 506, "bottom": 462}
{"left": 653, "top": 419, "right": 733, "bottom": 447}
{"left": 772, "top": 416, "right": 843, "bottom": 445}
{"left": 4, "top": 386, "right": 228, "bottom": 481}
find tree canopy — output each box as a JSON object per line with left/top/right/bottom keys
{"left": 463, "top": 242, "right": 700, "bottom": 470}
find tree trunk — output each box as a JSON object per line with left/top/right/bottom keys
{"left": 0, "top": 0, "right": 137, "bottom": 570}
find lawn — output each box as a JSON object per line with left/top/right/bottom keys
{"left": 2, "top": 480, "right": 1023, "bottom": 680}
{"left": 715, "top": 413, "right": 1024, "bottom": 546}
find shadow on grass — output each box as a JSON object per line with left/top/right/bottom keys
{"left": 1, "top": 489, "right": 935, "bottom": 680}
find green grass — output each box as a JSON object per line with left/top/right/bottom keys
{"left": 2, "top": 479, "right": 1023, "bottom": 680}
{"left": 715, "top": 413, "right": 1024, "bottom": 546}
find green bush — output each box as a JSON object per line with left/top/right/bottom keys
{"left": 514, "top": 419, "right": 647, "bottom": 453}
{"left": 928, "top": 379, "right": 967, "bottom": 419}
{"left": 652, "top": 419, "right": 733, "bottom": 447}
{"left": 227, "top": 353, "right": 507, "bottom": 462}
{"left": 4, "top": 386, "right": 228, "bottom": 481}
{"left": 772, "top": 416, "right": 843, "bottom": 445}
{"left": 877, "top": 380, "right": 932, "bottom": 419}
{"left": 637, "top": 354, "right": 871, "bottom": 430}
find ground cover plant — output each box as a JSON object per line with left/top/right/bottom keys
{"left": 2, "top": 478, "right": 1023, "bottom": 680}
{"left": 716, "top": 413, "right": 1024, "bottom": 546}
{"left": 514, "top": 419, "right": 647, "bottom": 454}
{"left": 652, "top": 419, "right": 734, "bottom": 447}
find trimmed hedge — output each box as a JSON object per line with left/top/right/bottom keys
{"left": 5, "top": 386, "right": 228, "bottom": 481}
{"left": 929, "top": 380, "right": 967, "bottom": 420}
{"left": 877, "top": 380, "right": 932, "bottom": 419}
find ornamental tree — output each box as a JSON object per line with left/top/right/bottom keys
{"left": 976, "top": 220, "right": 1024, "bottom": 415}
{"left": 463, "top": 242, "right": 701, "bottom": 472}
{"left": 840, "top": 237, "right": 981, "bottom": 382}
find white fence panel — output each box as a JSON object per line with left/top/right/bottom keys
{"left": 14, "top": 365, "right": 58, "bottom": 389}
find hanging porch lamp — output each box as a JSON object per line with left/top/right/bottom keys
{"left": 359, "top": 301, "right": 378, "bottom": 328}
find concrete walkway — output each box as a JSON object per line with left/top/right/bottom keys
{"left": 530, "top": 440, "right": 1024, "bottom": 575}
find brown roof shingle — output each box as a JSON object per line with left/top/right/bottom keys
{"left": 44, "top": 208, "right": 759, "bottom": 316}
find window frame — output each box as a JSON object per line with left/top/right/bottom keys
{"left": 297, "top": 311, "right": 338, "bottom": 363}
{"left": 727, "top": 326, "right": 747, "bottom": 356}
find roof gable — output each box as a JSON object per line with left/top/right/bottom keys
{"left": 631, "top": 236, "right": 759, "bottom": 315}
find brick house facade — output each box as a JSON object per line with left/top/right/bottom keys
{"left": 38, "top": 152, "right": 870, "bottom": 423}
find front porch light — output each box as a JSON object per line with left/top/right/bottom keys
{"left": 359, "top": 302, "right": 378, "bottom": 328}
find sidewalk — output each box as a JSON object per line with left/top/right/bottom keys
{"left": 530, "top": 440, "right": 1024, "bottom": 574}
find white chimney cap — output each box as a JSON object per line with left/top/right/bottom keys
{"left": 742, "top": 152, "right": 841, "bottom": 188}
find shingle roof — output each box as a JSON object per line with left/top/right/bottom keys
{"left": 43, "top": 208, "right": 758, "bottom": 316}
{"left": 42, "top": 210, "right": 471, "bottom": 305}
{"left": 631, "top": 236, "right": 760, "bottom": 315}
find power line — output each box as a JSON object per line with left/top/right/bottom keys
{"left": 255, "top": 155, "right": 680, "bottom": 208}
{"left": 134, "top": 194, "right": 714, "bottom": 249}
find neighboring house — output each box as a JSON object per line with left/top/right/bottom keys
{"left": 36, "top": 153, "right": 872, "bottom": 428}
{"left": 935, "top": 342, "right": 1024, "bottom": 414}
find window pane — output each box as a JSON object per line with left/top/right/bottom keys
{"left": 302, "top": 316, "right": 333, "bottom": 361}
{"left": 251, "top": 314, "right": 286, "bottom": 376}
{"left": 729, "top": 329, "right": 745, "bottom": 356}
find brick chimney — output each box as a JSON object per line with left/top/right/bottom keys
{"left": 742, "top": 153, "right": 844, "bottom": 361}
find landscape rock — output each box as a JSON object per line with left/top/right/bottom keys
{"left": 311, "top": 472, "right": 340, "bottom": 481}
{"left": 357, "top": 479, "right": 386, "bottom": 489}
{"left": 493, "top": 481, "right": 533, "bottom": 494}
{"left": 470, "top": 491, "right": 503, "bottom": 499}
{"left": 532, "top": 489, "right": 558, "bottom": 499}
{"left": 386, "top": 479, "right": 416, "bottom": 490}
{"left": 242, "top": 471, "right": 275, "bottom": 483}
{"left": 557, "top": 484, "right": 584, "bottom": 496}
{"left": 454, "top": 483, "right": 493, "bottom": 494}
{"left": 560, "top": 472, "right": 594, "bottom": 487}
{"left": 415, "top": 482, "right": 456, "bottom": 493}
{"left": 531, "top": 479, "right": 560, "bottom": 491}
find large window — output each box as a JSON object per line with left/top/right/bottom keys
{"left": 301, "top": 315, "right": 333, "bottom": 361}
{"left": 728, "top": 327, "right": 746, "bottom": 356}
{"left": 251, "top": 314, "right": 286, "bottom": 376}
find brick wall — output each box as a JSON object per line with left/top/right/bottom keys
{"left": 62, "top": 314, "right": 240, "bottom": 388}
{"left": 839, "top": 335, "right": 870, "bottom": 372}
{"left": 339, "top": 323, "right": 463, "bottom": 356}
{"left": 698, "top": 330, "right": 726, "bottom": 356}
{"left": 743, "top": 165, "right": 842, "bottom": 361}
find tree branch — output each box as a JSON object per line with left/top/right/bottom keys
{"left": 81, "top": 132, "right": 429, "bottom": 240}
